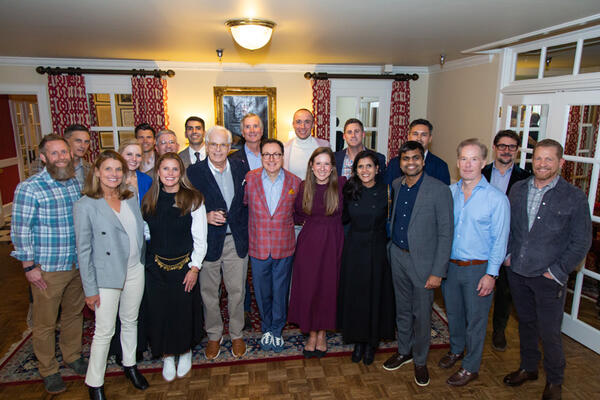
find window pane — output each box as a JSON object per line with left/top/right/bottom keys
{"left": 509, "top": 104, "right": 548, "bottom": 172}
{"left": 580, "top": 37, "right": 600, "bottom": 74}
{"left": 360, "top": 97, "right": 379, "bottom": 128}
{"left": 114, "top": 94, "right": 134, "bottom": 127}
{"left": 515, "top": 49, "right": 541, "bottom": 80}
{"left": 88, "top": 94, "right": 112, "bottom": 127}
{"left": 363, "top": 130, "right": 377, "bottom": 151}
{"left": 544, "top": 42, "right": 577, "bottom": 78}
{"left": 562, "top": 160, "right": 592, "bottom": 196}
{"left": 564, "top": 105, "right": 600, "bottom": 158}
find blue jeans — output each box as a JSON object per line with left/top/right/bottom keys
{"left": 250, "top": 255, "right": 293, "bottom": 337}
{"left": 442, "top": 262, "right": 493, "bottom": 373}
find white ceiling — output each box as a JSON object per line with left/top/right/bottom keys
{"left": 1, "top": 0, "right": 600, "bottom": 66}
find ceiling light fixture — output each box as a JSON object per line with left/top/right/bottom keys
{"left": 226, "top": 18, "right": 276, "bottom": 50}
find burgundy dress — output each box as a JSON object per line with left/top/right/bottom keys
{"left": 288, "top": 178, "right": 345, "bottom": 332}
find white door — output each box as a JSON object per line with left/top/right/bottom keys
{"left": 501, "top": 91, "right": 600, "bottom": 354}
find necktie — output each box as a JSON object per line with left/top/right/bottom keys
{"left": 194, "top": 152, "right": 200, "bottom": 164}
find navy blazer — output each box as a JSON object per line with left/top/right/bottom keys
{"left": 135, "top": 170, "right": 153, "bottom": 206}
{"left": 187, "top": 158, "right": 249, "bottom": 262}
{"left": 482, "top": 162, "right": 530, "bottom": 196}
{"left": 384, "top": 151, "right": 451, "bottom": 185}
{"left": 334, "top": 149, "right": 386, "bottom": 180}
{"left": 228, "top": 148, "right": 250, "bottom": 173}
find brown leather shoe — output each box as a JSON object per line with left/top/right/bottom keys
{"left": 542, "top": 382, "right": 562, "bottom": 400}
{"left": 414, "top": 364, "right": 430, "bottom": 387}
{"left": 204, "top": 338, "right": 222, "bottom": 360}
{"left": 446, "top": 367, "right": 478, "bottom": 386}
{"left": 438, "top": 351, "right": 464, "bottom": 369}
{"left": 382, "top": 353, "right": 413, "bottom": 371}
{"left": 231, "top": 338, "right": 247, "bottom": 358}
{"left": 503, "top": 368, "right": 538, "bottom": 386}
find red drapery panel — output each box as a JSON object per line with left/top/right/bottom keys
{"left": 387, "top": 81, "right": 411, "bottom": 159}
{"left": 132, "top": 77, "right": 168, "bottom": 132}
{"left": 563, "top": 105, "right": 581, "bottom": 182}
{"left": 311, "top": 79, "right": 331, "bottom": 141}
{"left": 47, "top": 75, "right": 99, "bottom": 162}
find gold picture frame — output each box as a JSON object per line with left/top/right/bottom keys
{"left": 214, "top": 86, "right": 277, "bottom": 147}
{"left": 99, "top": 131, "right": 115, "bottom": 149}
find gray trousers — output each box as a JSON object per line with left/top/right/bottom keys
{"left": 200, "top": 236, "right": 248, "bottom": 341}
{"left": 390, "top": 245, "right": 434, "bottom": 366}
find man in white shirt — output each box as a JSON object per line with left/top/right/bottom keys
{"left": 178, "top": 116, "right": 206, "bottom": 168}
{"left": 283, "top": 108, "right": 329, "bottom": 179}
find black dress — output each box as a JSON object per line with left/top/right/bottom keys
{"left": 144, "top": 190, "right": 204, "bottom": 356}
{"left": 337, "top": 181, "right": 395, "bottom": 347}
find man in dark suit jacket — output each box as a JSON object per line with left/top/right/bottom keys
{"left": 384, "top": 119, "right": 451, "bottom": 185}
{"left": 382, "top": 141, "right": 453, "bottom": 387}
{"left": 334, "top": 118, "right": 386, "bottom": 180}
{"left": 179, "top": 116, "right": 206, "bottom": 168}
{"left": 187, "top": 126, "right": 249, "bottom": 360}
{"left": 482, "top": 129, "right": 531, "bottom": 352}
{"left": 502, "top": 139, "right": 591, "bottom": 400}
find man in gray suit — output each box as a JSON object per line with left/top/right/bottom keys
{"left": 382, "top": 141, "right": 453, "bottom": 387}
{"left": 178, "top": 116, "right": 206, "bottom": 168}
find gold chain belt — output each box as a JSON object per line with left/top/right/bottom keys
{"left": 154, "top": 253, "right": 190, "bottom": 271}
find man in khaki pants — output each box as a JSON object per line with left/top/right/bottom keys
{"left": 11, "top": 134, "right": 87, "bottom": 394}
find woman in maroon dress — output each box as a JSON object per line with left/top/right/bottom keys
{"left": 288, "top": 147, "right": 345, "bottom": 358}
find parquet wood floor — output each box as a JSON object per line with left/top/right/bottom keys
{"left": 1, "top": 243, "right": 599, "bottom": 399}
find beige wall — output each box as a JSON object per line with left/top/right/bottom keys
{"left": 427, "top": 56, "right": 499, "bottom": 181}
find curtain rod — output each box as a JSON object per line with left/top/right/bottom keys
{"left": 36, "top": 66, "right": 175, "bottom": 78}
{"left": 304, "top": 72, "right": 418, "bottom": 81}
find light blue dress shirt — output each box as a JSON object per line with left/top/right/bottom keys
{"left": 450, "top": 176, "right": 510, "bottom": 276}
{"left": 245, "top": 145, "right": 262, "bottom": 170}
{"left": 261, "top": 168, "right": 285, "bottom": 216}
{"left": 490, "top": 162, "right": 513, "bottom": 194}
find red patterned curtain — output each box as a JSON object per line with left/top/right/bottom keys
{"left": 132, "top": 77, "right": 168, "bottom": 131}
{"left": 311, "top": 79, "right": 331, "bottom": 141}
{"left": 47, "top": 75, "right": 100, "bottom": 161}
{"left": 387, "top": 80, "right": 411, "bottom": 159}
{"left": 562, "top": 106, "right": 581, "bottom": 182}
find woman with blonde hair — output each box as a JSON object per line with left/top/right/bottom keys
{"left": 74, "top": 150, "right": 149, "bottom": 399}
{"left": 288, "top": 147, "right": 345, "bottom": 358}
{"left": 118, "top": 139, "right": 153, "bottom": 205}
{"left": 142, "top": 152, "right": 207, "bottom": 381}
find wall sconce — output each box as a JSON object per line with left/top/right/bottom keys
{"left": 226, "top": 18, "right": 276, "bottom": 50}
{"left": 440, "top": 54, "right": 446, "bottom": 66}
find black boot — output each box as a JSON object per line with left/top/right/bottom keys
{"left": 363, "top": 344, "right": 377, "bottom": 365}
{"left": 124, "top": 365, "right": 149, "bottom": 390}
{"left": 351, "top": 343, "right": 365, "bottom": 363}
{"left": 88, "top": 385, "right": 107, "bottom": 400}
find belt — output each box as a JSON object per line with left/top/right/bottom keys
{"left": 450, "top": 259, "right": 487, "bottom": 266}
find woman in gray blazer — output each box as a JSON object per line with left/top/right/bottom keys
{"left": 74, "top": 151, "right": 149, "bottom": 400}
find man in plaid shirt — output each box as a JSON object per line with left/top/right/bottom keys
{"left": 11, "top": 134, "right": 87, "bottom": 395}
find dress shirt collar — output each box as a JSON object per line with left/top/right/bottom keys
{"left": 207, "top": 157, "right": 230, "bottom": 175}
{"left": 492, "top": 161, "right": 513, "bottom": 176}
{"left": 261, "top": 167, "right": 284, "bottom": 183}
{"left": 188, "top": 144, "right": 206, "bottom": 163}
{"left": 529, "top": 174, "right": 559, "bottom": 191}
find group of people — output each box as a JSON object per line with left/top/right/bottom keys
{"left": 10, "top": 109, "right": 591, "bottom": 400}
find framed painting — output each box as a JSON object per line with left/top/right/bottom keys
{"left": 214, "top": 86, "right": 276, "bottom": 149}
{"left": 99, "top": 131, "right": 114, "bottom": 149}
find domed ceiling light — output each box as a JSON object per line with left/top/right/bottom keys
{"left": 226, "top": 18, "right": 276, "bottom": 50}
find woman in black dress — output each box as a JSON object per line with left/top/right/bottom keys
{"left": 141, "top": 153, "right": 207, "bottom": 381}
{"left": 338, "top": 150, "right": 395, "bottom": 365}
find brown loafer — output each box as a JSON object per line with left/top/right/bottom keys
{"left": 542, "top": 382, "right": 562, "bottom": 400}
{"left": 447, "top": 367, "right": 478, "bottom": 386}
{"left": 438, "top": 351, "right": 464, "bottom": 369}
{"left": 205, "top": 337, "right": 222, "bottom": 360}
{"left": 382, "top": 353, "right": 413, "bottom": 371}
{"left": 414, "top": 364, "right": 430, "bottom": 387}
{"left": 231, "top": 338, "right": 247, "bottom": 358}
{"left": 503, "top": 368, "right": 538, "bottom": 386}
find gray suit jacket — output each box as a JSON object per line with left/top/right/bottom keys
{"left": 178, "top": 148, "right": 192, "bottom": 169}
{"left": 74, "top": 195, "right": 145, "bottom": 297}
{"left": 390, "top": 174, "right": 454, "bottom": 285}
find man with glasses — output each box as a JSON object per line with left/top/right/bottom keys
{"left": 482, "top": 130, "right": 530, "bottom": 352}
{"left": 155, "top": 129, "right": 179, "bottom": 156}
{"left": 187, "top": 126, "right": 249, "bottom": 360}
{"left": 244, "top": 139, "right": 301, "bottom": 352}
{"left": 179, "top": 116, "right": 206, "bottom": 168}
{"left": 334, "top": 118, "right": 386, "bottom": 180}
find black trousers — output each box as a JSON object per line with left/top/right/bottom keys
{"left": 507, "top": 268, "right": 567, "bottom": 384}
{"left": 493, "top": 264, "right": 512, "bottom": 333}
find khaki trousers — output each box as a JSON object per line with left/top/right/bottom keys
{"left": 31, "top": 268, "right": 85, "bottom": 377}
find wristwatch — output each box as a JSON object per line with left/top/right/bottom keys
{"left": 486, "top": 273, "right": 498, "bottom": 280}
{"left": 23, "top": 265, "right": 37, "bottom": 273}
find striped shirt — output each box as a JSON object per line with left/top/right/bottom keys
{"left": 10, "top": 169, "right": 82, "bottom": 271}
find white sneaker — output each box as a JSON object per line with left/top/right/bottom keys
{"left": 260, "top": 332, "right": 273, "bottom": 351}
{"left": 162, "top": 356, "right": 176, "bottom": 382}
{"left": 177, "top": 350, "right": 192, "bottom": 378}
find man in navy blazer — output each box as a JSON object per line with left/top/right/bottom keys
{"left": 187, "top": 126, "right": 249, "bottom": 360}
{"left": 384, "top": 119, "right": 451, "bottom": 185}
{"left": 334, "top": 118, "right": 386, "bottom": 180}
{"left": 481, "top": 129, "right": 530, "bottom": 352}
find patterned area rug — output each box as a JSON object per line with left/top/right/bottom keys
{"left": 0, "top": 299, "right": 449, "bottom": 386}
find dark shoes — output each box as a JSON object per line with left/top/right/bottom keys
{"left": 351, "top": 343, "right": 365, "bottom": 363}
{"left": 362, "top": 344, "right": 376, "bottom": 365}
{"left": 503, "top": 368, "right": 538, "bottom": 386}
{"left": 447, "top": 367, "right": 478, "bottom": 386}
{"left": 88, "top": 385, "right": 107, "bottom": 400}
{"left": 43, "top": 373, "right": 66, "bottom": 394}
{"left": 67, "top": 357, "right": 88, "bottom": 375}
{"left": 414, "top": 364, "right": 430, "bottom": 386}
{"left": 243, "top": 311, "right": 252, "bottom": 330}
{"left": 438, "top": 351, "right": 464, "bottom": 369}
{"left": 382, "top": 353, "right": 413, "bottom": 371}
{"left": 303, "top": 349, "right": 316, "bottom": 358}
{"left": 124, "top": 365, "right": 149, "bottom": 390}
{"left": 542, "top": 383, "right": 562, "bottom": 400}
{"left": 492, "top": 330, "right": 507, "bottom": 352}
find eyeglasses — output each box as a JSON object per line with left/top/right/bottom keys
{"left": 158, "top": 140, "right": 177, "bottom": 146}
{"left": 496, "top": 144, "right": 518, "bottom": 151}
{"left": 262, "top": 152, "right": 283, "bottom": 160}
{"left": 207, "top": 142, "right": 230, "bottom": 150}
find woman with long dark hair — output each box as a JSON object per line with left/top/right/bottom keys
{"left": 338, "top": 150, "right": 395, "bottom": 365}
{"left": 288, "top": 147, "right": 345, "bottom": 358}
{"left": 142, "top": 153, "right": 207, "bottom": 382}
